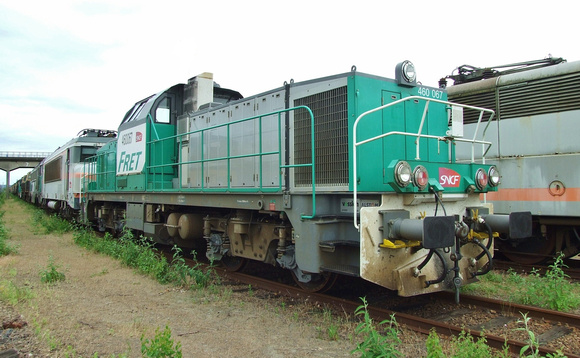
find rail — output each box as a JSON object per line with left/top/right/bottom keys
{"left": 352, "top": 96, "right": 495, "bottom": 229}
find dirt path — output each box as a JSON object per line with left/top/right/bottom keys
{"left": 0, "top": 198, "right": 359, "bottom": 357}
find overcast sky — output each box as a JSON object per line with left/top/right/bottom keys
{"left": 1, "top": 0, "right": 579, "bottom": 184}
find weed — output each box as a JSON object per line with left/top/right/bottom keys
{"left": 425, "top": 329, "right": 445, "bottom": 358}
{"left": 141, "top": 325, "right": 182, "bottom": 358}
{"left": 90, "top": 268, "right": 109, "bottom": 278}
{"left": 72, "top": 226, "right": 216, "bottom": 290}
{"left": 449, "top": 331, "right": 496, "bottom": 358}
{"left": 315, "top": 307, "right": 341, "bottom": 341}
{"left": 0, "top": 209, "right": 18, "bottom": 256}
{"left": 526, "top": 253, "right": 580, "bottom": 311}
{"left": 0, "top": 279, "right": 34, "bottom": 304}
{"left": 426, "top": 329, "right": 511, "bottom": 358}
{"left": 169, "top": 247, "right": 214, "bottom": 289}
{"left": 31, "top": 209, "right": 74, "bottom": 234}
{"left": 464, "top": 252, "right": 580, "bottom": 312}
{"left": 516, "top": 313, "right": 567, "bottom": 358}
{"left": 351, "top": 297, "right": 402, "bottom": 357}
{"left": 40, "top": 255, "right": 66, "bottom": 284}
{"left": 327, "top": 323, "right": 339, "bottom": 341}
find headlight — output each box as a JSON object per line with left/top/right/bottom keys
{"left": 402, "top": 61, "right": 416, "bottom": 83}
{"left": 475, "top": 168, "right": 488, "bottom": 190}
{"left": 413, "top": 165, "right": 429, "bottom": 190}
{"left": 395, "top": 60, "right": 417, "bottom": 86}
{"left": 394, "top": 161, "right": 412, "bottom": 187}
{"left": 488, "top": 166, "right": 500, "bottom": 187}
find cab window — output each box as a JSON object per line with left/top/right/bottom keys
{"left": 156, "top": 97, "right": 171, "bottom": 124}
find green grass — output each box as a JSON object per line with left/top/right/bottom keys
{"left": 425, "top": 314, "right": 569, "bottom": 358}
{"left": 426, "top": 329, "right": 509, "bottom": 358}
{"left": 351, "top": 297, "right": 402, "bottom": 357}
{"left": 40, "top": 255, "right": 66, "bottom": 284}
{"left": 0, "top": 197, "right": 18, "bottom": 256}
{"left": 30, "top": 209, "right": 75, "bottom": 235}
{"left": 0, "top": 278, "right": 34, "bottom": 305}
{"left": 141, "top": 325, "right": 182, "bottom": 358}
{"left": 72, "top": 227, "right": 217, "bottom": 289}
{"left": 462, "top": 252, "right": 580, "bottom": 312}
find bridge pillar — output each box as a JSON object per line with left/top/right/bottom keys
{"left": 5, "top": 171, "right": 9, "bottom": 198}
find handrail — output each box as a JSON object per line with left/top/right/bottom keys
{"left": 352, "top": 96, "right": 495, "bottom": 230}
{"left": 82, "top": 106, "right": 317, "bottom": 219}
{"left": 143, "top": 106, "right": 317, "bottom": 219}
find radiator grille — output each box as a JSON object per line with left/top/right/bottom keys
{"left": 498, "top": 73, "right": 580, "bottom": 118}
{"left": 294, "top": 86, "right": 348, "bottom": 186}
{"left": 449, "top": 72, "right": 580, "bottom": 123}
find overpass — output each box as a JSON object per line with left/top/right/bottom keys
{"left": 0, "top": 151, "right": 51, "bottom": 196}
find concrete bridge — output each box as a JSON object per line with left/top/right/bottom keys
{"left": 0, "top": 151, "right": 50, "bottom": 195}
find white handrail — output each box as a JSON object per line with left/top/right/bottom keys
{"left": 352, "top": 96, "right": 495, "bottom": 230}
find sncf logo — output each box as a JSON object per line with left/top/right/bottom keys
{"left": 439, "top": 168, "right": 461, "bottom": 187}
{"left": 136, "top": 132, "right": 143, "bottom": 142}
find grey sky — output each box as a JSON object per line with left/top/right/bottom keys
{"left": 1, "top": 0, "right": 578, "bottom": 184}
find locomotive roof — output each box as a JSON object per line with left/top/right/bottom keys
{"left": 447, "top": 60, "right": 580, "bottom": 96}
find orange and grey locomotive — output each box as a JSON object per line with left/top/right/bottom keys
{"left": 442, "top": 58, "right": 580, "bottom": 264}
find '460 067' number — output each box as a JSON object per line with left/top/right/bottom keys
{"left": 417, "top": 87, "right": 444, "bottom": 99}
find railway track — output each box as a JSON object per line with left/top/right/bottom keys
{"left": 151, "top": 242, "right": 580, "bottom": 356}
{"left": 214, "top": 267, "right": 580, "bottom": 357}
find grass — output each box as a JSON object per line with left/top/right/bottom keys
{"left": 30, "top": 208, "right": 75, "bottom": 235}
{"left": 72, "top": 226, "right": 217, "bottom": 289}
{"left": 39, "top": 254, "right": 66, "bottom": 284}
{"left": 425, "top": 312, "right": 568, "bottom": 358}
{"left": 462, "top": 252, "right": 580, "bottom": 312}
{"left": 0, "top": 196, "right": 18, "bottom": 256}
{"left": 141, "top": 325, "right": 182, "bottom": 358}
{"left": 351, "top": 297, "right": 402, "bottom": 357}
{"left": 426, "top": 328, "right": 510, "bottom": 358}
{"left": 0, "top": 278, "right": 34, "bottom": 305}
{"left": 4, "top": 194, "right": 578, "bottom": 356}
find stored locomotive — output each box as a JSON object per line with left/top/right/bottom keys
{"left": 11, "top": 129, "right": 117, "bottom": 218}
{"left": 441, "top": 58, "right": 580, "bottom": 264}
{"left": 75, "top": 62, "right": 531, "bottom": 298}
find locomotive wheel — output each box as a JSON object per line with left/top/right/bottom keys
{"left": 221, "top": 255, "right": 248, "bottom": 272}
{"left": 495, "top": 235, "right": 557, "bottom": 265}
{"left": 292, "top": 271, "right": 337, "bottom": 293}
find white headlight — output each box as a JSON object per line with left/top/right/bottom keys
{"left": 394, "top": 161, "right": 412, "bottom": 187}
{"left": 395, "top": 60, "right": 417, "bottom": 86}
{"left": 402, "top": 61, "right": 416, "bottom": 83}
{"left": 488, "top": 166, "right": 500, "bottom": 187}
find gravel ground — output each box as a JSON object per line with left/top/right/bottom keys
{"left": 3, "top": 197, "right": 578, "bottom": 357}
{"left": 0, "top": 198, "right": 432, "bottom": 357}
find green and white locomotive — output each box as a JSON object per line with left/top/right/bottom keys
{"left": 82, "top": 62, "right": 531, "bottom": 297}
